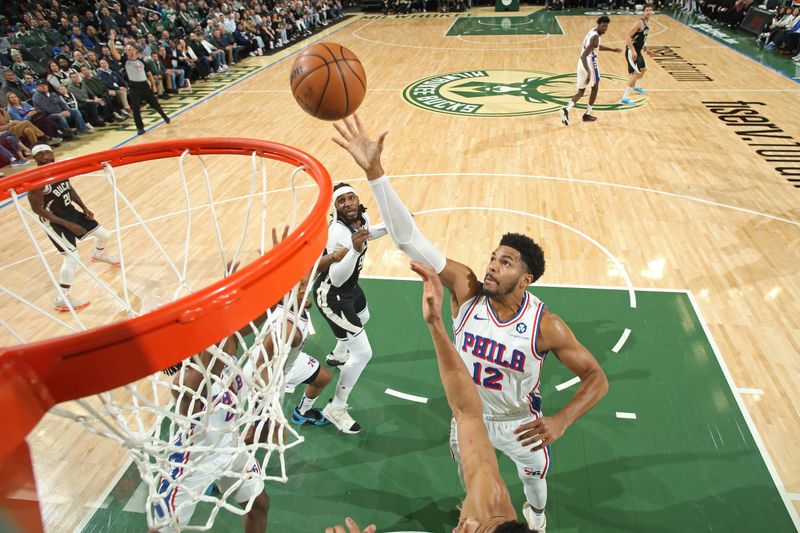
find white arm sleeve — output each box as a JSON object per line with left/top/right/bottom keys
{"left": 368, "top": 175, "right": 447, "bottom": 273}
{"left": 328, "top": 248, "right": 360, "bottom": 287}
{"left": 368, "top": 222, "right": 388, "bottom": 241}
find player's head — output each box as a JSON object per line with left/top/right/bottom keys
{"left": 333, "top": 182, "right": 366, "bottom": 225}
{"left": 643, "top": 3, "right": 653, "bottom": 18}
{"left": 596, "top": 15, "right": 611, "bottom": 34}
{"left": 481, "top": 233, "right": 545, "bottom": 298}
{"left": 452, "top": 518, "right": 533, "bottom": 532}
{"left": 493, "top": 521, "right": 534, "bottom": 532}
{"left": 31, "top": 144, "right": 54, "bottom": 166}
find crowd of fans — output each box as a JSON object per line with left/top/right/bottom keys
{"left": 0, "top": 0, "right": 345, "bottom": 173}
{"left": 758, "top": 5, "right": 800, "bottom": 60}
{"left": 679, "top": 0, "right": 799, "bottom": 64}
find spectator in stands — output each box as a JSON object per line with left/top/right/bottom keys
{"left": 2, "top": 69, "right": 34, "bottom": 103}
{"left": 10, "top": 51, "right": 30, "bottom": 80}
{"left": 0, "top": 130, "right": 33, "bottom": 165}
{"left": 6, "top": 91, "right": 66, "bottom": 141}
{"left": 71, "top": 50, "right": 94, "bottom": 74}
{"left": 79, "top": 65, "right": 126, "bottom": 121}
{"left": 46, "top": 61, "right": 68, "bottom": 91}
{"left": 0, "top": 98, "right": 58, "bottom": 148}
{"left": 156, "top": 45, "right": 186, "bottom": 93}
{"left": 766, "top": 7, "right": 798, "bottom": 49}
{"left": 55, "top": 83, "right": 94, "bottom": 132}
{"left": 32, "top": 80, "right": 89, "bottom": 138}
{"left": 146, "top": 51, "right": 170, "bottom": 99}
{"left": 67, "top": 70, "right": 108, "bottom": 126}
{"left": 97, "top": 58, "right": 132, "bottom": 114}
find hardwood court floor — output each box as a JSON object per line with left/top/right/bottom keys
{"left": 1, "top": 8, "right": 798, "bottom": 531}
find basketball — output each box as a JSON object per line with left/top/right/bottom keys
{"left": 290, "top": 43, "right": 367, "bottom": 121}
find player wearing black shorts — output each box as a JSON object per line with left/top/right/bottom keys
{"left": 621, "top": 4, "right": 653, "bottom": 105}
{"left": 313, "top": 183, "right": 387, "bottom": 434}
{"left": 27, "top": 145, "right": 119, "bottom": 312}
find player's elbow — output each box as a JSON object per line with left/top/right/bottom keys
{"left": 592, "top": 367, "right": 609, "bottom": 399}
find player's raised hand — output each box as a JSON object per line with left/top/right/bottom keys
{"left": 324, "top": 517, "right": 376, "bottom": 533}
{"left": 410, "top": 261, "right": 443, "bottom": 325}
{"left": 331, "top": 113, "right": 388, "bottom": 180}
{"left": 514, "top": 415, "right": 568, "bottom": 451}
{"left": 272, "top": 225, "right": 290, "bottom": 247}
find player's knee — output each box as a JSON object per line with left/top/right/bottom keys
{"left": 315, "top": 365, "right": 334, "bottom": 387}
{"left": 251, "top": 492, "right": 269, "bottom": 515}
{"left": 347, "top": 331, "right": 372, "bottom": 364}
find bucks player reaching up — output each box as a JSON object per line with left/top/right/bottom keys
{"left": 313, "top": 184, "right": 387, "bottom": 434}
{"left": 27, "top": 144, "right": 119, "bottom": 312}
{"left": 559, "top": 16, "right": 621, "bottom": 126}
{"left": 331, "top": 115, "right": 608, "bottom": 532}
{"left": 621, "top": 4, "right": 653, "bottom": 105}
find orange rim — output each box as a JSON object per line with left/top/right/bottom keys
{"left": 0, "top": 138, "right": 332, "bottom": 465}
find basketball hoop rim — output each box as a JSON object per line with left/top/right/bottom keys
{"left": 0, "top": 138, "right": 332, "bottom": 464}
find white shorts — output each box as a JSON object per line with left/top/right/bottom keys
{"left": 284, "top": 351, "right": 321, "bottom": 393}
{"left": 152, "top": 450, "right": 263, "bottom": 532}
{"left": 450, "top": 413, "right": 550, "bottom": 481}
{"left": 576, "top": 57, "right": 600, "bottom": 90}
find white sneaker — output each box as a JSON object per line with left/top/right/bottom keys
{"left": 322, "top": 402, "right": 361, "bottom": 434}
{"left": 522, "top": 502, "right": 546, "bottom": 532}
{"left": 54, "top": 295, "right": 90, "bottom": 312}
{"left": 86, "top": 123, "right": 95, "bottom": 131}
{"left": 92, "top": 251, "right": 120, "bottom": 265}
{"left": 325, "top": 349, "right": 350, "bottom": 367}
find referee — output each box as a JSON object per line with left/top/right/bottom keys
{"left": 124, "top": 44, "right": 171, "bottom": 135}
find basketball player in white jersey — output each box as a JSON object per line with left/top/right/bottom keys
{"left": 332, "top": 115, "right": 608, "bottom": 532}
{"left": 27, "top": 144, "right": 119, "bottom": 311}
{"left": 559, "top": 16, "right": 621, "bottom": 126}
{"left": 152, "top": 322, "right": 269, "bottom": 533}
{"left": 621, "top": 4, "right": 653, "bottom": 105}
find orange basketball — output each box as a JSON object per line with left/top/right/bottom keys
{"left": 290, "top": 43, "right": 367, "bottom": 121}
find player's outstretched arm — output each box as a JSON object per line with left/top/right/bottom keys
{"left": 412, "top": 261, "right": 515, "bottom": 520}
{"left": 332, "top": 115, "right": 481, "bottom": 312}
{"left": 514, "top": 312, "right": 608, "bottom": 451}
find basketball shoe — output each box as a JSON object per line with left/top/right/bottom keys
{"left": 559, "top": 107, "right": 570, "bottom": 126}
{"left": 582, "top": 114, "right": 598, "bottom": 122}
{"left": 54, "top": 295, "right": 90, "bottom": 312}
{"left": 326, "top": 349, "right": 350, "bottom": 367}
{"left": 291, "top": 407, "right": 331, "bottom": 426}
{"left": 620, "top": 97, "right": 636, "bottom": 105}
{"left": 522, "top": 502, "right": 546, "bottom": 532}
{"left": 92, "top": 251, "right": 120, "bottom": 265}
{"left": 322, "top": 402, "right": 361, "bottom": 434}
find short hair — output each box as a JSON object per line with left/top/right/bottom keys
{"left": 643, "top": 2, "right": 654, "bottom": 8}
{"left": 494, "top": 521, "right": 533, "bottom": 533}
{"left": 499, "top": 233, "right": 545, "bottom": 282}
{"left": 597, "top": 15, "right": 611, "bottom": 24}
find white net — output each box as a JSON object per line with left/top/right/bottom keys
{"left": 0, "top": 146, "right": 325, "bottom": 531}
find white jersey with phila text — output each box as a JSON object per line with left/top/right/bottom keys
{"left": 453, "top": 291, "right": 547, "bottom": 417}
{"left": 581, "top": 28, "right": 600, "bottom": 63}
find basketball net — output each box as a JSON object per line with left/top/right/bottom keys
{"left": 0, "top": 145, "right": 324, "bottom": 531}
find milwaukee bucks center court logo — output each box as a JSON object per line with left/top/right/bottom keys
{"left": 403, "top": 69, "right": 645, "bottom": 117}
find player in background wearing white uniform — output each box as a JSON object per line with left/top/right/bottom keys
{"left": 559, "top": 16, "right": 621, "bottom": 126}
{"left": 152, "top": 310, "right": 270, "bottom": 532}
{"left": 621, "top": 4, "right": 653, "bottom": 106}
{"left": 313, "top": 184, "right": 388, "bottom": 434}
{"left": 331, "top": 115, "right": 608, "bottom": 532}
{"left": 27, "top": 144, "right": 120, "bottom": 311}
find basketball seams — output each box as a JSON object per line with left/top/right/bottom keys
{"left": 290, "top": 56, "right": 331, "bottom": 89}
{"left": 341, "top": 59, "right": 366, "bottom": 91}
{"left": 322, "top": 44, "right": 350, "bottom": 117}
{"left": 313, "top": 61, "right": 332, "bottom": 118}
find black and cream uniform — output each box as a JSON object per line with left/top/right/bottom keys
{"left": 626, "top": 19, "right": 649, "bottom": 73}
{"left": 313, "top": 212, "right": 386, "bottom": 340}
{"left": 41, "top": 180, "right": 100, "bottom": 252}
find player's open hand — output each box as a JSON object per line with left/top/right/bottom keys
{"left": 332, "top": 114, "right": 387, "bottom": 180}
{"left": 514, "top": 414, "right": 568, "bottom": 451}
{"left": 67, "top": 222, "right": 87, "bottom": 237}
{"left": 324, "top": 517, "right": 376, "bottom": 533}
{"left": 410, "top": 261, "right": 443, "bottom": 325}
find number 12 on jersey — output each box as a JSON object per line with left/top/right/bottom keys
{"left": 472, "top": 362, "right": 503, "bottom": 390}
